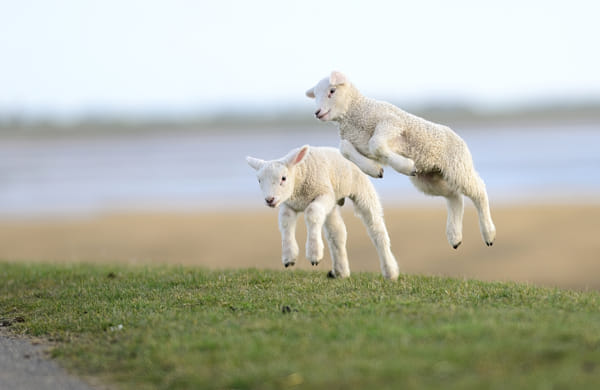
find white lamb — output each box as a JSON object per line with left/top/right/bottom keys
{"left": 306, "top": 71, "right": 496, "bottom": 249}
{"left": 246, "top": 145, "right": 399, "bottom": 280}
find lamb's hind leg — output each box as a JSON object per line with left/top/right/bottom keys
{"left": 445, "top": 193, "right": 464, "bottom": 249}
{"left": 463, "top": 174, "right": 496, "bottom": 246}
{"left": 323, "top": 206, "right": 350, "bottom": 278}
{"left": 410, "top": 173, "right": 464, "bottom": 248}
{"left": 353, "top": 199, "right": 399, "bottom": 280}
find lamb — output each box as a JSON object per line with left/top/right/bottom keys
{"left": 246, "top": 145, "right": 399, "bottom": 280}
{"left": 306, "top": 71, "right": 496, "bottom": 249}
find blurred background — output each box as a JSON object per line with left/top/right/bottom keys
{"left": 1, "top": 1, "right": 599, "bottom": 289}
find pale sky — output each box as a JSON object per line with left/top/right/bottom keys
{"left": 1, "top": 0, "right": 599, "bottom": 118}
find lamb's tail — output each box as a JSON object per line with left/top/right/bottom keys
{"left": 349, "top": 172, "right": 399, "bottom": 280}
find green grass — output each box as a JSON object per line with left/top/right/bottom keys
{"left": 1, "top": 262, "right": 600, "bottom": 390}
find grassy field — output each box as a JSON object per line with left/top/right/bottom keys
{"left": 1, "top": 262, "right": 600, "bottom": 389}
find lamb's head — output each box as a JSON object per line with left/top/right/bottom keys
{"left": 306, "top": 71, "right": 354, "bottom": 122}
{"left": 246, "top": 145, "right": 310, "bottom": 208}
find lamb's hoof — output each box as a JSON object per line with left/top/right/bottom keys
{"left": 452, "top": 241, "right": 462, "bottom": 250}
{"left": 327, "top": 270, "right": 336, "bottom": 279}
{"left": 486, "top": 241, "right": 494, "bottom": 247}
{"left": 378, "top": 168, "right": 384, "bottom": 178}
{"left": 284, "top": 261, "right": 295, "bottom": 268}
{"left": 337, "top": 198, "right": 345, "bottom": 206}
{"left": 310, "top": 260, "right": 320, "bottom": 266}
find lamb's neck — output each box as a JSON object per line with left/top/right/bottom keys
{"left": 290, "top": 162, "right": 308, "bottom": 197}
{"left": 293, "top": 162, "right": 307, "bottom": 187}
{"left": 337, "top": 92, "right": 374, "bottom": 130}
{"left": 285, "top": 163, "right": 311, "bottom": 211}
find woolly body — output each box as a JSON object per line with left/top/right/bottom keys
{"left": 306, "top": 71, "right": 496, "bottom": 248}
{"left": 247, "top": 145, "right": 399, "bottom": 280}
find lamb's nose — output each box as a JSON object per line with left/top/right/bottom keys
{"left": 265, "top": 197, "right": 275, "bottom": 205}
{"left": 314, "top": 109, "right": 321, "bottom": 117}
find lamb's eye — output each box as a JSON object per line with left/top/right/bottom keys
{"left": 329, "top": 88, "right": 336, "bottom": 94}
{"left": 281, "top": 176, "right": 287, "bottom": 181}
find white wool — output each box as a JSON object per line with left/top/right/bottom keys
{"left": 247, "top": 145, "right": 399, "bottom": 280}
{"left": 306, "top": 71, "right": 496, "bottom": 248}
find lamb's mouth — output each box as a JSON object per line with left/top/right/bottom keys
{"left": 317, "top": 109, "right": 331, "bottom": 120}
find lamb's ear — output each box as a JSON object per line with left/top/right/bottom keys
{"left": 246, "top": 156, "right": 264, "bottom": 171}
{"left": 285, "top": 145, "right": 310, "bottom": 167}
{"left": 305, "top": 87, "right": 315, "bottom": 98}
{"left": 329, "top": 70, "right": 348, "bottom": 86}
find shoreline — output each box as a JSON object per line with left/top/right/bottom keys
{"left": 1, "top": 204, "right": 599, "bottom": 291}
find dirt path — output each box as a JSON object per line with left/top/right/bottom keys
{"left": 0, "top": 329, "right": 97, "bottom": 390}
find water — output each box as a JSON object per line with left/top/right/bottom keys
{"left": 1, "top": 123, "right": 599, "bottom": 217}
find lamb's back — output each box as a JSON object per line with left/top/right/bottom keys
{"left": 289, "top": 147, "right": 364, "bottom": 209}
{"left": 343, "top": 97, "right": 467, "bottom": 171}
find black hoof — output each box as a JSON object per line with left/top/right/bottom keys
{"left": 378, "top": 169, "right": 384, "bottom": 178}
{"left": 337, "top": 198, "right": 345, "bottom": 206}
{"left": 281, "top": 305, "right": 291, "bottom": 314}
{"left": 486, "top": 241, "right": 494, "bottom": 247}
{"left": 453, "top": 241, "right": 462, "bottom": 250}
{"left": 284, "top": 262, "right": 295, "bottom": 268}
{"left": 311, "top": 261, "right": 319, "bottom": 266}
{"left": 327, "top": 270, "right": 336, "bottom": 279}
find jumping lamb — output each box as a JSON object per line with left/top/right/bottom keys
{"left": 306, "top": 71, "right": 496, "bottom": 249}
{"left": 246, "top": 145, "right": 399, "bottom": 280}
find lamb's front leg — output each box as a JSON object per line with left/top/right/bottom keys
{"left": 279, "top": 204, "right": 299, "bottom": 268}
{"left": 369, "top": 122, "right": 416, "bottom": 176}
{"left": 340, "top": 139, "right": 384, "bottom": 178}
{"left": 304, "top": 194, "right": 335, "bottom": 266}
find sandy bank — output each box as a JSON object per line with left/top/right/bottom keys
{"left": 1, "top": 205, "right": 599, "bottom": 290}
